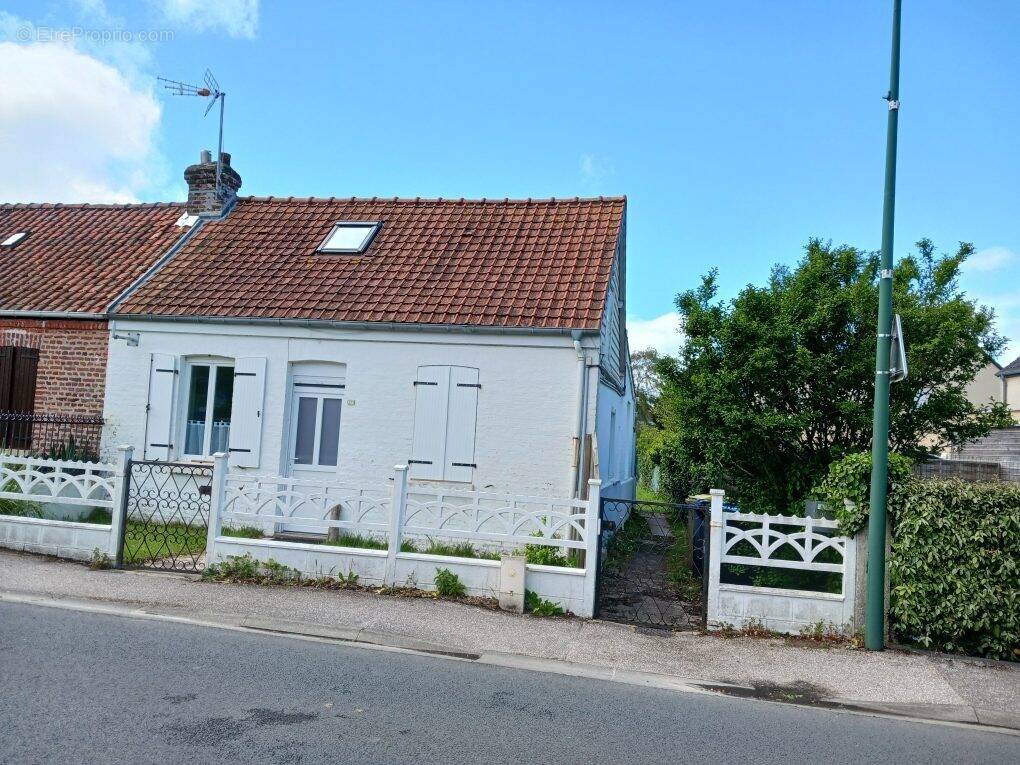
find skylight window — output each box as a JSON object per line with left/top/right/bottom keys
{"left": 318, "top": 222, "right": 380, "bottom": 254}
{"left": 1, "top": 232, "right": 28, "bottom": 248}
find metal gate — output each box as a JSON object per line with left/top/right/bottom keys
{"left": 594, "top": 496, "right": 710, "bottom": 630}
{"left": 117, "top": 460, "right": 213, "bottom": 572}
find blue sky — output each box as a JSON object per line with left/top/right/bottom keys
{"left": 2, "top": 1, "right": 1018, "bottom": 362}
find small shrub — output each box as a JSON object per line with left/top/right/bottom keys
{"left": 221, "top": 526, "right": 265, "bottom": 539}
{"left": 433, "top": 568, "right": 466, "bottom": 598}
{"left": 524, "top": 589, "right": 564, "bottom": 616}
{"left": 89, "top": 548, "right": 112, "bottom": 570}
{"left": 0, "top": 479, "right": 43, "bottom": 518}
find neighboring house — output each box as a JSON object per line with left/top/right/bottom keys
{"left": 964, "top": 357, "right": 1006, "bottom": 410}
{"left": 1001, "top": 356, "right": 1020, "bottom": 424}
{"left": 0, "top": 203, "right": 193, "bottom": 455}
{"left": 95, "top": 152, "right": 635, "bottom": 507}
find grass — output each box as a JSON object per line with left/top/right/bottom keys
{"left": 121, "top": 521, "right": 206, "bottom": 565}
{"left": 323, "top": 532, "right": 417, "bottom": 553}
{"left": 221, "top": 525, "right": 266, "bottom": 539}
{"left": 636, "top": 483, "right": 667, "bottom": 502}
{"left": 0, "top": 479, "right": 43, "bottom": 518}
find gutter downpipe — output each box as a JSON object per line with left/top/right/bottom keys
{"left": 571, "top": 330, "right": 588, "bottom": 498}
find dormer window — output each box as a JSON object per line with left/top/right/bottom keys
{"left": 1, "top": 232, "right": 28, "bottom": 248}
{"left": 318, "top": 222, "right": 380, "bottom": 254}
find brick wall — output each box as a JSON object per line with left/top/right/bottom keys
{"left": 0, "top": 318, "right": 108, "bottom": 417}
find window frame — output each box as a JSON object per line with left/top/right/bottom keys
{"left": 317, "top": 221, "right": 381, "bottom": 254}
{"left": 179, "top": 357, "right": 235, "bottom": 460}
{"left": 287, "top": 375, "right": 346, "bottom": 473}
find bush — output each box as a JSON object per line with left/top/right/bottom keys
{"left": 433, "top": 568, "right": 466, "bottom": 598}
{"left": 889, "top": 479, "right": 1019, "bottom": 660}
{"left": 524, "top": 589, "right": 565, "bottom": 616}
{"left": 813, "top": 451, "right": 914, "bottom": 534}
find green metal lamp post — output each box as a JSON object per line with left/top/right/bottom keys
{"left": 865, "top": 0, "right": 903, "bottom": 651}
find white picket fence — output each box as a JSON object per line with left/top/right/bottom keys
{"left": 211, "top": 456, "right": 602, "bottom": 615}
{"left": 706, "top": 490, "right": 858, "bottom": 634}
{"left": 0, "top": 449, "right": 131, "bottom": 561}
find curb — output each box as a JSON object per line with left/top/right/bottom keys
{"left": 2, "top": 590, "right": 1018, "bottom": 736}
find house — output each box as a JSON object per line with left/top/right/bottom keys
{"left": 0, "top": 202, "right": 194, "bottom": 456}
{"left": 1001, "top": 356, "right": 1020, "bottom": 424}
{"left": 97, "top": 151, "right": 636, "bottom": 508}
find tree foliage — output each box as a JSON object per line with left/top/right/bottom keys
{"left": 630, "top": 348, "right": 663, "bottom": 426}
{"left": 655, "top": 238, "right": 1011, "bottom": 512}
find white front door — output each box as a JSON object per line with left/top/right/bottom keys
{"left": 283, "top": 376, "right": 345, "bottom": 533}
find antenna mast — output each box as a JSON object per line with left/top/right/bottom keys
{"left": 158, "top": 69, "right": 227, "bottom": 199}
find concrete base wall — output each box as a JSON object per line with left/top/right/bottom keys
{"left": 213, "top": 537, "right": 592, "bottom": 616}
{"left": 0, "top": 515, "right": 112, "bottom": 561}
{"left": 711, "top": 584, "right": 852, "bottom": 634}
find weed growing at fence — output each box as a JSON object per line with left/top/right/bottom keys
{"left": 433, "top": 568, "right": 466, "bottom": 598}
{"left": 522, "top": 540, "right": 582, "bottom": 568}
{"left": 420, "top": 539, "right": 500, "bottom": 560}
{"left": 665, "top": 512, "right": 702, "bottom": 603}
{"left": 203, "top": 553, "right": 261, "bottom": 581}
{"left": 604, "top": 510, "right": 649, "bottom": 574}
{"left": 221, "top": 526, "right": 265, "bottom": 539}
{"left": 524, "top": 589, "right": 565, "bottom": 616}
{"left": 89, "top": 548, "right": 112, "bottom": 570}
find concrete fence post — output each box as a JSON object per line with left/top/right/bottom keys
{"left": 384, "top": 465, "right": 408, "bottom": 586}
{"left": 581, "top": 478, "right": 602, "bottom": 618}
{"left": 205, "top": 452, "right": 229, "bottom": 567}
{"left": 850, "top": 499, "right": 892, "bottom": 638}
{"left": 706, "top": 489, "right": 725, "bottom": 628}
{"left": 108, "top": 445, "right": 133, "bottom": 562}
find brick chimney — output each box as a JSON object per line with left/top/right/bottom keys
{"left": 184, "top": 150, "right": 242, "bottom": 216}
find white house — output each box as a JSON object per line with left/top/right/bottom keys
{"left": 100, "top": 153, "right": 636, "bottom": 522}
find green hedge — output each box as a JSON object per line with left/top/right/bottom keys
{"left": 890, "top": 479, "right": 1019, "bottom": 661}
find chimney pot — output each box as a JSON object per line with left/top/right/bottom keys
{"left": 199, "top": 149, "right": 211, "bottom": 164}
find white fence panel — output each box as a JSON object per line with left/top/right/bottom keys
{"left": 403, "top": 488, "right": 590, "bottom": 551}
{"left": 0, "top": 455, "right": 118, "bottom": 508}
{"left": 706, "top": 490, "right": 858, "bottom": 634}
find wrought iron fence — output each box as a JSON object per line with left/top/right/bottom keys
{"left": 0, "top": 410, "right": 103, "bottom": 460}
{"left": 119, "top": 460, "right": 212, "bottom": 572}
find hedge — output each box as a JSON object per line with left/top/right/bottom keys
{"left": 889, "top": 479, "right": 1019, "bottom": 661}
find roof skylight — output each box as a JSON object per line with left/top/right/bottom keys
{"left": 318, "top": 222, "right": 380, "bottom": 254}
{"left": 1, "top": 232, "right": 28, "bottom": 248}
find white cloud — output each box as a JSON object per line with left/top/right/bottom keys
{"left": 0, "top": 40, "right": 163, "bottom": 203}
{"left": 579, "top": 153, "right": 612, "bottom": 185}
{"left": 155, "top": 0, "right": 259, "bottom": 39}
{"left": 627, "top": 312, "right": 685, "bottom": 357}
{"left": 962, "top": 246, "right": 1016, "bottom": 274}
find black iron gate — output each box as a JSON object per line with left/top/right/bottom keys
{"left": 594, "top": 496, "right": 710, "bottom": 630}
{"left": 117, "top": 460, "right": 213, "bottom": 572}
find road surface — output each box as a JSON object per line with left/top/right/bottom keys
{"left": 0, "top": 602, "right": 1015, "bottom": 764}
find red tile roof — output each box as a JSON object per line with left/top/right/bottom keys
{"left": 0, "top": 203, "right": 188, "bottom": 314}
{"left": 117, "top": 196, "right": 626, "bottom": 329}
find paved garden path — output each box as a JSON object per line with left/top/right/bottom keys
{"left": 598, "top": 512, "right": 702, "bottom": 631}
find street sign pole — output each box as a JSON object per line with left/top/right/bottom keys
{"left": 866, "top": 0, "right": 903, "bottom": 651}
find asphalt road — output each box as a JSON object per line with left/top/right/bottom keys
{"left": 0, "top": 602, "right": 1016, "bottom": 764}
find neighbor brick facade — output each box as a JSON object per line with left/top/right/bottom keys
{"left": 0, "top": 318, "right": 108, "bottom": 417}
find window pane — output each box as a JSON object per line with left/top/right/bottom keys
{"left": 293, "top": 397, "right": 317, "bottom": 465}
{"left": 210, "top": 367, "right": 234, "bottom": 454}
{"left": 185, "top": 365, "right": 210, "bottom": 454}
{"left": 318, "top": 398, "right": 342, "bottom": 466}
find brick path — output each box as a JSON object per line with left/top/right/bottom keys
{"left": 598, "top": 512, "right": 702, "bottom": 631}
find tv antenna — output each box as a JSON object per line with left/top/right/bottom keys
{"left": 158, "top": 69, "right": 227, "bottom": 199}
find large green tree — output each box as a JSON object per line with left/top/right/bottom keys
{"left": 655, "top": 238, "right": 1011, "bottom": 512}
